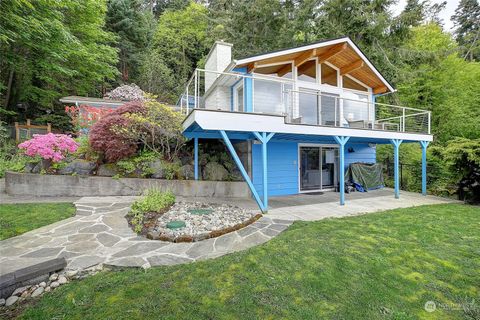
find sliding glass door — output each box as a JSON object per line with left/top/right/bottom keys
{"left": 299, "top": 145, "right": 338, "bottom": 192}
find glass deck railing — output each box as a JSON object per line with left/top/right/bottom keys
{"left": 179, "top": 69, "right": 431, "bottom": 134}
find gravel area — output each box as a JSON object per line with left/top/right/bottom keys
{"left": 145, "top": 202, "right": 261, "bottom": 242}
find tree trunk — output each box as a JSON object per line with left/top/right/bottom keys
{"left": 4, "top": 68, "right": 14, "bottom": 108}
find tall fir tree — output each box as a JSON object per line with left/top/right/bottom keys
{"left": 106, "top": 0, "right": 156, "bottom": 83}
{"left": 452, "top": 0, "right": 480, "bottom": 61}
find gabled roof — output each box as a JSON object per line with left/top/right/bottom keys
{"left": 234, "top": 37, "right": 394, "bottom": 94}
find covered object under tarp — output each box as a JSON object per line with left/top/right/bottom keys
{"left": 346, "top": 163, "right": 384, "bottom": 192}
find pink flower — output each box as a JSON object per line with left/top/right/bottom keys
{"left": 18, "top": 133, "right": 79, "bottom": 162}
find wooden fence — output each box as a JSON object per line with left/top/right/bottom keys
{"left": 14, "top": 119, "right": 51, "bottom": 142}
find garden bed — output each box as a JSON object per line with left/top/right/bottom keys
{"left": 128, "top": 201, "right": 261, "bottom": 243}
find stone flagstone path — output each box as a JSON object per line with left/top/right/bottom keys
{"left": 1, "top": 191, "right": 452, "bottom": 276}
{"left": 0, "top": 196, "right": 291, "bottom": 275}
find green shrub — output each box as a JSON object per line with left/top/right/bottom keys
{"left": 163, "top": 161, "right": 182, "bottom": 180}
{"left": 0, "top": 120, "right": 9, "bottom": 148}
{"left": 128, "top": 189, "right": 175, "bottom": 233}
{"left": 0, "top": 140, "right": 31, "bottom": 178}
{"left": 116, "top": 150, "right": 159, "bottom": 177}
{"left": 431, "top": 138, "right": 480, "bottom": 203}
{"left": 75, "top": 136, "right": 100, "bottom": 162}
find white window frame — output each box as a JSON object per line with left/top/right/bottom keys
{"left": 298, "top": 143, "right": 339, "bottom": 193}
{"left": 233, "top": 81, "right": 244, "bottom": 112}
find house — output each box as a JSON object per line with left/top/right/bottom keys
{"left": 181, "top": 37, "right": 432, "bottom": 212}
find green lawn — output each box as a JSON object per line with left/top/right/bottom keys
{"left": 0, "top": 203, "right": 76, "bottom": 240}
{"left": 19, "top": 204, "right": 480, "bottom": 319}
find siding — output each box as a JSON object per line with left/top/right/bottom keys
{"left": 250, "top": 141, "right": 376, "bottom": 196}
{"left": 252, "top": 141, "right": 299, "bottom": 196}
{"left": 344, "top": 143, "right": 376, "bottom": 168}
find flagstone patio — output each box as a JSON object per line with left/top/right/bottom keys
{"left": 0, "top": 190, "right": 453, "bottom": 276}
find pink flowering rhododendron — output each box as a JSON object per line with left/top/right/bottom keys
{"left": 18, "top": 133, "right": 79, "bottom": 162}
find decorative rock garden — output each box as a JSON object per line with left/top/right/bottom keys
{"left": 130, "top": 201, "right": 262, "bottom": 242}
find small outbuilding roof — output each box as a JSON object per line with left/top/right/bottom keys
{"left": 59, "top": 96, "right": 127, "bottom": 108}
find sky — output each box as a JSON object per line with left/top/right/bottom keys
{"left": 390, "top": 0, "right": 460, "bottom": 31}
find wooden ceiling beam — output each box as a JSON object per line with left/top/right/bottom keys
{"left": 247, "top": 63, "right": 255, "bottom": 73}
{"left": 277, "top": 64, "right": 292, "bottom": 77}
{"left": 340, "top": 59, "right": 364, "bottom": 76}
{"left": 317, "top": 43, "right": 348, "bottom": 63}
{"left": 373, "top": 85, "right": 388, "bottom": 94}
{"left": 294, "top": 49, "right": 317, "bottom": 67}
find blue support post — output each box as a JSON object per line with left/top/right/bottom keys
{"left": 262, "top": 134, "right": 268, "bottom": 209}
{"left": 253, "top": 132, "right": 274, "bottom": 211}
{"left": 220, "top": 130, "right": 266, "bottom": 212}
{"left": 244, "top": 76, "right": 253, "bottom": 112}
{"left": 334, "top": 136, "right": 350, "bottom": 205}
{"left": 390, "top": 139, "right": 403, "bottom": 199}
{"left": 194, "top": 137, "right": 199, "bottom": 180}
{"left": 420, "top": 141, "right": 429, "bottom": 196}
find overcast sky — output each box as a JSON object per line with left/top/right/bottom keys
{"left": 390, "top": 0, "right": 460, "bottom": 31}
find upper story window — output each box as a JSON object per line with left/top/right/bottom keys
{"left": 233, "top": 82, "right": 244, "bottom": 112}
{"left": 255, "top": 63, "right": 293, "bottom": 79}
{"left": 321, "top": 63, "right": 338, "bottom": 87}
{"left": 297, "top": 59, "right": 316, "bottom": 83}
{"left": 342, "top": 76, "right": 368, "bottom": 92}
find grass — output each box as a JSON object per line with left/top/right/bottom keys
{"left": 18, "top": 203, "right": 480, "bottom": 319}
{"left": 0, "top": 203, "right": 76, "bottom": 240}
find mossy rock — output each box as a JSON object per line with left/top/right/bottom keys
{"left": 97, "top": 164, "right": 118, "bottom": 177}
{"left": 203, "top": 162, "right": 228, "bottom": 181}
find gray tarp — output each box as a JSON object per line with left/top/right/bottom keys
{"left": 346, "top": 163, "right": 384, "bottom": 192}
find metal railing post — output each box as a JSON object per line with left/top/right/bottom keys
{"left": 428, "top": 112, "right": 431, "bottom": 134}
{"left": 194, "top": 69, "right": 198, "bottom": 109}
{"left": 367, "top": 100, "right": 370, "bottom": 129}
{"left": 402, "top": 107, "right": 406, "bottom": 132}
{"left": 186, "top": 80, "right": 189, "bottom": 114}
{"left": 334, "top": 97, "right": 338, "bottom": 127}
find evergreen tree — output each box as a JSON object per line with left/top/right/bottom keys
{"left": 452, "top": 0, "right": 480, "bottom": 61}
{"left": 106, "top": 0, "right": 156, "bottom": 83}
{"left": 149, "top": 0, "right": 190, "bottom": 17}
{"left": 138, "top": 2, "right": 211, "bottom": 103}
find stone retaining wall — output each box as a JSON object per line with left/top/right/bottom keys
{"left": 5, "top": 172, "right": 250, "bottom": 198}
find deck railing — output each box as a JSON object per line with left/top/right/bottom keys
{"left": 179, "top": 69, "right": 431, "bottom": 134}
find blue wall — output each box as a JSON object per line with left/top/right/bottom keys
{"left": 252, "top": 141, "right": 299, "bottom": 196}
{"left": 344, "top": 143, "right": 376, "bottom": 168}
{"left": 251, "top": 141, "right": 376, "bottom": 196}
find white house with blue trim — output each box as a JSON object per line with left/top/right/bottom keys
{"left": 181, "top": 37, "right": 433, "bottom": 212}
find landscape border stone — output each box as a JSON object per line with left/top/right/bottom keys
{"left": 147, "top": 213, "right": 263, "bottom": 242}
{"left": 0, "top": 258, "right": 66, "bottom": 299}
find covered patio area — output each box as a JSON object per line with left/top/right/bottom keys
{"left": 183, "top": 109, "right": 434, "bottom": 213}
{"left": 176, "top": 188, "right": 454, "bottom": 221}
{"left": 267, "top": 188, "right": 454, "bottom": 221}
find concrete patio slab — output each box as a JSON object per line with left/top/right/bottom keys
{"left": 266, "top": 189, "right": 454, "bottom": 221}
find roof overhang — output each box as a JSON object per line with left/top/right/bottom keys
{"left": 234, "top": 37, "right": 395, "bottom": 95}
{"left": 60, "top": 96, "right": 126, "bottom": 108}
{"left": 183, "top": 109, "right": 432, "bottom": 144}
